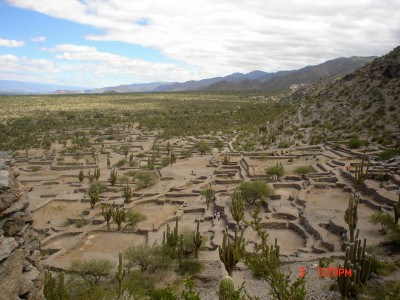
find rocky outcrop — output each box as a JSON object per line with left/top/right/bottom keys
{"left": 0, "top": 152, "right": 44, "bottom": 300}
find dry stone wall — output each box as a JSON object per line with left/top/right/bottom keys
{"left": 0, "top": 152, "right": 44, "bottom": 300}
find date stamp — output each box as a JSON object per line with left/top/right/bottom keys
{"left": 299, "top": 266, "right": 352, "bottom": 278}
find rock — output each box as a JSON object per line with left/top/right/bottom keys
{"left": 0, "top": 237, "right": 18, "bottom": 261}
{"left": 3, "top": 212, "right": 26, "bottom": 236}
{"left": 0, "top": 249, "right": 25, "bottom": 300}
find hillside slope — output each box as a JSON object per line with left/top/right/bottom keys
{"left": 276, "top": 46, "right": 400, "bottom": 146}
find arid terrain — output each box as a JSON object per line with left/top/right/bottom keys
{"left": 10, "top": 122, "right": 399, "bottom": 299}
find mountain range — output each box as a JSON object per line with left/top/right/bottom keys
{"left": 0, "top": 56, "right": 376, "bottom": 95}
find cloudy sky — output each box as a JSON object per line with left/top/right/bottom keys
{"left": 0, "top": 0, "right": 399, "bottom": 88}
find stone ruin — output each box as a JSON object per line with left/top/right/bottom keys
{"left": 0, "top": 152, "right": 44, "bottom": 300}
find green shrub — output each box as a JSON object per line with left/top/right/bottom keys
{"left": 347, "top": 137, "right": 365, "bottom": 149}
{"left": 379, "top": 148, "right": 400, "bottom": 160}
{"left": 294, "top": 166, "right": 314, "bottom": 175}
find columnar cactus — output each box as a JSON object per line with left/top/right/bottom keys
{"left": 193, "top": 219, "right": 202, "bottom": 259}
{"left": 219, "top": 225, "right": 245, "bottom": 276}
{"left": 165, "top": 217, "right": 179, "bottom": 257}
{"left": 202, "top": 184, "right": 215, "bottom": 210}
{"left": 116, "top": 251, "right": 125, "bottom": 297}
{"left": 355, "top": 149, "right": 370, "bottom": 185}
{"left": 94, "top": 167, "right": 100, "bottom": 181}
{"left": 89, "top": 187, "right": 99, "bottom": 209}
{"left": 123, "top": 183, "right": 132, "bottom": 204}
{"left": 345, "top": 194, "right": 359, "bottom": 242}
{"left": 109, "top": 168, "right": 118, "bottom": 186}
{"left": 177, "top": 234, "right": 184, "bottom": 268}
{"left": 230, "top": 189, "right": 244, "bottom": 227}
{"left": 337, "top": 238, "right": 372, "bottom": 299}
{"left": 78, "top": 169, "right": 84, "bottom": 183}
{"left": 218, "top": 275, "right": 235, "bottom": 300}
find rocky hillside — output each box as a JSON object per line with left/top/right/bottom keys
{"left": 271, "top": 46, "right": 400, "bottom": 147}
{"left": 0, "top": 152, "right": 44, "bottom": 299}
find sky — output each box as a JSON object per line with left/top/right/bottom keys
{"left": 0, "top": 0, "right": 399, "bottom": 88}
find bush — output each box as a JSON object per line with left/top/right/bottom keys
{"left": 69, "top": 258, "right": 114, "bottom": 286}
{"left": 347, "top": 137, "right": 365, "bottom": 149}
{"left": 294, "top": 166, "right": 314, "bottom": 175}
{"left": 379, "top": 148, "right": 400, "bottom": 160}
{"left": 265, "top": 164, "right": 284, "bottom": 179}
{"left": 177, "top": 259, "right": 202, "bottom": 275}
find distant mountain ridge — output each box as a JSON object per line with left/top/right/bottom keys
{"left": 0, "top": 55, "right": 376, "bottom": 94}
{"left": 0, "top": 80, "right": 85, "bottom": 95}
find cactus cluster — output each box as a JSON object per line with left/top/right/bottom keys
{"left": 219, "top": 225, "right": 245, "bottom": 276}
{"left": 193, "top": 220, "right": 202, "bottom": 259}
{"left": 345, "top": 194, "right": 359, "bottom": 242}
{"left": 113, "top": 204, "right": 126, "bottom": 231}
{"left": 230, "top": 189, "right": 244, "bottom": 227}
{"left": 163, "top": 217, "right": 179, "bottom": 257}
{"left": 337, "top": 238, "right": 372, "bottom": 299}
{"left": 109, "top": 168, "right": 118, "bottom": 186}
{"left": 44, "top": 268, "right": 68, "bottom": 300}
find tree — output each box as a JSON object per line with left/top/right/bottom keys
{"left": 124, "top": 244, "right": 171, "bottom": 273}
{"left": 136, "top": 172, "right": 156, "bottom": 189}
{"left": 370, "top": 212, "right": 394, "bottom": 235}
{"left": 123, "top": 211, "right": 147, "bottom": 231}
{"left": 266, "top": 163, "right": 284, "bottom": 181}
{"left": 194, "top": 141, "right": 211, "bottom": 155}
{"left": 69, "top": 259, "right": 114, "bottom": 286}
{"left": 238, "top": 180, "right": 272, "bottom": 205}
{"left": 214, "top": 138, "right": 225, "bottom": 151}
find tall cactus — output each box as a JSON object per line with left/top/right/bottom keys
{"left": 177, "top": 234, "right": 184, "bottom": 268}
{"left": 123, "top": 183, "right": 132, "bottom": 204}
{"left": 218, "top": 275, "right": 235, "bottom": 300}
{"left": 89, "top": 186, "right": 99, "bottom": 209}
{"left": 219, "top": 225, "right": 245, "bottom": 276}
{"left": 193, "top": 220, "right": 202, "bottom": 259}
{"left": 337, "top": 238, "right": 372, "bottom": 299}
{"left": 116, "top": 251, "right": 125, "bottom": 297}
{"left": 202, "top": 184, "right": 215, "bottom": 210}
{"left": 355, "top": 148, "right": 370, "bottom": 185}
{"left": 165, "top": 217, "right": 179, "bottom": 257}
{"left": 394, "top": 194, "right": 400, "bottom": 224}
{"left": 78, "top": 169, "right": 84, "bottom": 183}
{"left": 94, "top": 167, "right": 100, "bottom": 181}
{"left": 113, "top": 204, "right": 126, "bottom": 231}
{"left": 109, "top": 168, "right": 118, "bottom": 186}
{"left": 345, "top": 193, "right": 359, "bottom": 242}
{"left": 230, "top": 189, "right": 244, "bottom": 227}
{"left": 101, "top": 203, "right": 114, "bottom": 230}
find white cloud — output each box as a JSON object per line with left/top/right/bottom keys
{"left": 0, "top": 38, "right": 25, "bottom": 47}
{"left": 31, "top": 36, "right": 46, "bottom": 42}
{"left": 0, "top": 54, "right": 60, "bottom": 73}
{"left": 5, "top": 0, "right": 400, "bottom": 82}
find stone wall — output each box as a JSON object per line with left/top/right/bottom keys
{"left": 0, "top": 152, "right": 44, "bottom": 300}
